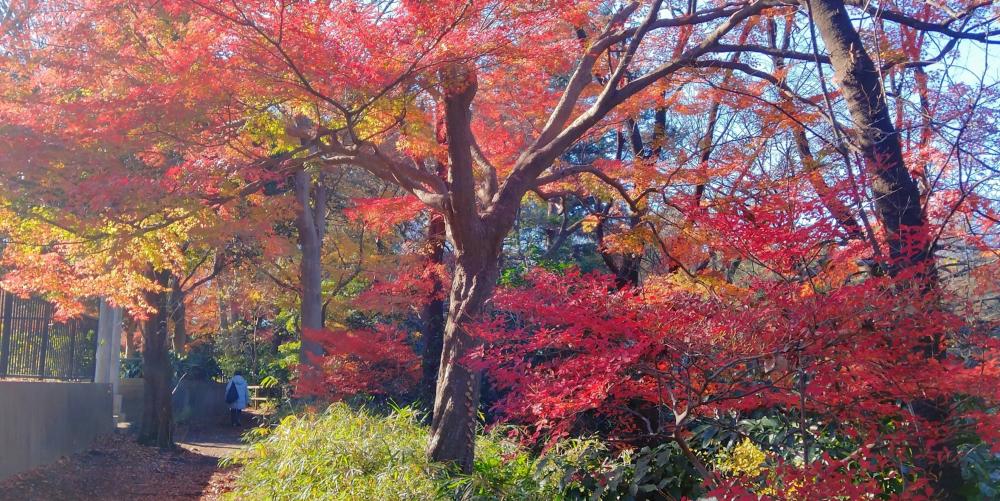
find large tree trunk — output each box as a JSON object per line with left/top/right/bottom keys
{"left": 138, "top": 268, "right": 174, "bottom": 449}
{"left": 294, "top": 169, "right": 327, "bottom": 371}
{"left": 806, "top": 1, "right": 954, "bottom": 496}
{"left": 806, "top": 0, "right": 931, "bottom": 277}
{"left": 420, "top": 210, "right": 446, "bottom": 402}
{"left": 169, "top": 277, "right": 187, "bottom": 354}
{"left": 427, "top": 66, "right": 501, "bottom": 471}
{"left": 123, "top": 316, "right": 138, "bottom": 359}
{"left": 217, "top": 287, "right": 230, "bottom": 333}
{"left": 427, "top": 249, "right": 499, "bottom": 472}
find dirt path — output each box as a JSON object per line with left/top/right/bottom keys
{"left": 175, "top": 423, "right": 246, "bottom": 460}
{"left": 0, "top": 424, "right": 247, "bottom": 501}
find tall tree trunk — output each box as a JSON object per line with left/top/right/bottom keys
{"left": 123, "top": 316, "right": 137, "bottom": 359}
{"left": 427, "top": 66, "right": 499, "bottom": 471}
{"left": 169, "top": 277, "right": 187, "bottom": 354}
{"left": 806, "top": 0, "right": 931, "bottom": 277}
{"left": 594, "top": 126, "right": 648, "bottom": 289}
{"left": 138, "top": 268, "right": 174, "bottom": 449}
{"left": 420, "top": 210, "right": 446, "bottom": 402}
{"left": 171, "top": 297, "right": 187, "bottom": 354}
{"left": 294, "top": 169, "right": 327, "bottom": 371}
{"left": 427, "top": 249, "right": 499, "bottom": 472}
{"left": 215, "top": 252, "right": 231, "bottom": 333}
{"left": 806, "top": 1, "right": 954, "bottom": 496}
{"left": 217, "top": 281, "right": 230, "bottom": 333}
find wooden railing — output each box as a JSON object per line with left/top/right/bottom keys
{"left": 246, "top": 385, "right": 281, "bottom": 408}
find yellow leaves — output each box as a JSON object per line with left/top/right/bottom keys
{"left": 242, "top": 110, "right": 298, "bottom": 154}
{"left": 645, "top": 269, "right": 748, "bottom": 303}
{"left": 715, "top": 438, "right": 811, "bottom": 499}
{"left": 602, "top": 226, "right": 654, "bottom": 256}
{"left": 686, "top": 271, "right": 746, "bottom": 299}
{"left": 356, "top": 95, "right": 418, "bottom": 141}
{"left": 798, "top": 251, "right": 861, "bottom": 297}
{"left": 395, "top": 129, "right": 442, "bottom": 161}
{"left": 241, "top": 102, "right": 352, "bottom": 155}
{"left": 1, "top": 191, "right": 230, "bottom": 315}
{"left": 581, "top": 214, "right": 600, "bottom": 233}
{"left": 716, "top": 438, "right": 767, "bottom": 477}
{"left": 57, "top": 87, "right": 93, "bottom": 104}
{"left": 578, "top": 171, "right": 617, "bottom": 200}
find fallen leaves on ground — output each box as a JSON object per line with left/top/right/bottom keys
{"left": 0, "top": 430, "right": 239, "bottom": 500}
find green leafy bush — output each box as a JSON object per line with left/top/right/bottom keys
{"left": 226, "top": 403, "right": 705, "bottom": 500}
{"left": 228, "top": 403, "right": 569, "bottom": 500}
{"left": 534, "top": 438, "right": 701, "bottom": 500}
{"left": 448, "top": 429, "right": 558, "bottom": 500}
{"left": 227, "top": 404, "right": 446, "bottom": 500}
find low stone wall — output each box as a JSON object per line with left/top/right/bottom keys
{"left": 119, "top": 378, "right": 144, "bottom": 424}
{"left": 174, "top": 380, "right": 229, "bottom": 425}
{"left": 120, "top": 378, "right": 229, "bottom": 427}
{"left": 0, "top": 381, "right": 113, "bottom": 480}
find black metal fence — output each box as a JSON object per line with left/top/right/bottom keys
{"left": 0, "top": 290, "right": 99, "bottom": 381}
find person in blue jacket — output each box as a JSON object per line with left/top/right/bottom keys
{"left": 225, "top": 370, "right": 249, "bottom": 426}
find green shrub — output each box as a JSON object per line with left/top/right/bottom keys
{"left": 226, "top": 404, "right": 449, "bottom": 500}
{"left": 534, "top": 438, "right": 702, "bottom": 500}
{"left": 447, "top": 429, "right": 559, "bottom": 500}
{"left": 226, "top": 403, "right": 704, "bottom": 500}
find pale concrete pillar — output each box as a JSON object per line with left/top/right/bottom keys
{"left": 95, "top": 299, "right": 125, "bottom": 423}
{"left": 110, "top": 307, "right": 123, "bottom": 421}
{"left": 94, "top": 299, "right": 113, "bottom": 384}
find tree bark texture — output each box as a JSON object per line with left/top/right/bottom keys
{"left": 421, "top": 210, "right": 446, "bottom": 402}
{"left": 806, "top": 1, "right": 955, "bottom": 496}
{"left": 427, "top": 251, "right": 499, "bottom": 472}
{"left": 427, "top": 65, "right": 502, "bottom": 471}
{"left": 806, "top": 0, "right": 932, "bottom": 277}
{"left": 138, "top": 268, "right": 174, "bottom": 449}
{"left": 294, "top": 169, "right": 327, "bottom": 370}
{"left": 123, "top": 316, "right": 137, "bottom": 359}
{"left": 169, "top": 277, "right": 187, "bottom": 354}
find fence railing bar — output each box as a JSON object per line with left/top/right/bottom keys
{"left": 38, "top": 303, "right": 50, "bottom": 376}
{"left": 0, "top": 291, "right": 13, "bottom": 377}
{"left": 68, "top": 320, "right": 77, "bottom": 379}
{"left": 0, "top": 291, "right": 99, "bottom": 381}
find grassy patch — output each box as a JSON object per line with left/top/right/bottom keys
{"left": 226, "top": 404, "right": 444, "bottom": 500}
{"left": 224, "top": 403, "right": 556, "bottom": 500}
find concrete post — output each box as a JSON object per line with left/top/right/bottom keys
{"left": 94, "top": 299, "right": 112, "bottom": 384}
{"left": 95, "top": 299, "right": 125, "bottom": 423}
{"left": 110, "top": 307, "right": 123, "bottom": 421}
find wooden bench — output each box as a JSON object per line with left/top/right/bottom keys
{"left": 246, "top": 385, "right": 279, "bottom": 408}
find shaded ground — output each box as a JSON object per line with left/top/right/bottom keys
{"left": 175, "top": 422, "right": 247, "bottom": 461}
{"left": 0, "top": 422, "right": 248, "bottom": 501}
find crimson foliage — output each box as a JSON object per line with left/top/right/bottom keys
{"left": 471, "top": 268, "right": 999, "bottom": 496}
